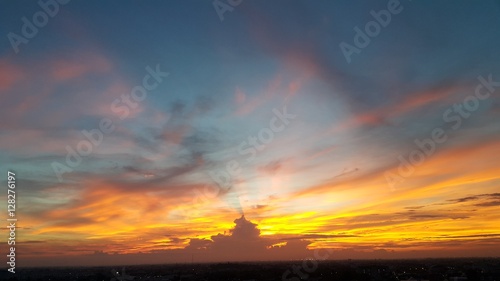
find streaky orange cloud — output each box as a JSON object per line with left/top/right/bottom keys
{"left": 334, "top": 83, "right": 465, "bottom": 132}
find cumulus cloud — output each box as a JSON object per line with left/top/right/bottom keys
{"left": 186, "top": 216, "right": 311, "bottom": 261}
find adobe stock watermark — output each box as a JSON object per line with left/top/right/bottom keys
{"left": 51, "top": 65, "right": 169, "bottom": 182}
{"left": 7, "top": 0, "right": 70, "bottom": 54}
{"left": 385, "top": 74, "right": 500, "bottom": 190}
{"left": 282, "top": 248, "right": 333, "bottom": 281}
{"left": 179, "top": 105, "right": 296, "bottom": 219}
{"left": 339, "top": 0, "right": 407, "bottom": 64}
{"left": 213, "top": 0, "right": 243, "bottom": 21}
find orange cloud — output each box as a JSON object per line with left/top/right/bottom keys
{"left": 333, "top": 84, "right": 464, "bottom": 132}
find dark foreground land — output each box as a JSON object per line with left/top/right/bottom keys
{"left": 2, "top": 258, "right": 500, "bottom": 281}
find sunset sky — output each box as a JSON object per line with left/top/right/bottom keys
{"left": 1, "top": 0, "right": 500, "bottom": 267}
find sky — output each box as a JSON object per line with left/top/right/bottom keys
{"left": 0, "top": 0, "right": 500, "bottom": 267}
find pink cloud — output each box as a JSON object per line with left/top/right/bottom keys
{"left": 50, "top": 53, "right": 113, "bottom": 82}
{"left": 0, "top": 58, "right": 24, "bottom": 92}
